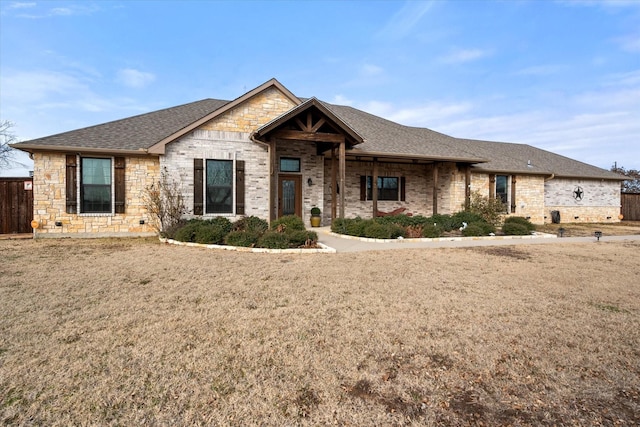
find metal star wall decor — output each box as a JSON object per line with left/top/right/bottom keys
{"left": 573, "top": 186, "right": 584, "bottom": 201}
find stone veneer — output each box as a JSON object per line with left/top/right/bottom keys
{"left": 544, "top": 178, "right": 621, "bottom": 223}
{"left": 32, "top": 152, "right": 160, "bottom": 237}
{"left": 161, "top": 86, "right": 310, "bottom": 223}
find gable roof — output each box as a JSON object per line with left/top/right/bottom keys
{"left": 13, "top": 98, "right": 229, "bottom": 154}
{"left": 11, "top": 79, "right": 624, "bottom": 180}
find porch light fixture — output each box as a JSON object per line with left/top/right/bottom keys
{"left": 55, "top": 221, "right": 62, "bottom": 227}
{"left": 558, "top": 227, "right": 565, "bottom": 238}
{"left": 595, "top": 231, "right": 602, "bottom": 241}
{"left": 307, "top": 178, "right": 313, "bottom": 186}
{"left": 139, "top": 219, "right": 145, "bottom": 225}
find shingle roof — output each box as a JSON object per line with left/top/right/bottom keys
{"left": 14, "top": 98, "right": 228, "bottom": 152}
{"left": 12, "top": 84, "right": 624, "bottom": 180}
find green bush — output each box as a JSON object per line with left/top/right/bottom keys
{"left": 429, "top": 214, "right": 455, "bottom": 231}
{"left": 224, "top": 230, "right": 261, "bottom": 247}
{"left": 286, "top": 230, "right": 318, "bottom": 247}
{"left": 193, "top": 217, "right": 232, "bottom": 244}
{"left": 232, "top": 216, "right": 268, "bottom": 234}
{"left": 331, "top": 217, "right": 368, "bottom": 237}
{"left": 422, "top": 224, "right": 444, "bottom": 238}
{"left": 502, "top": 222, "right": 531, "bottom": 235}
{"left": 375, "top": 214, "right": 424, "bottom": 228}
{"left": 310, "top": 207, "right": 321, "bottom": 216}
{"left": 173, "top": 220, "right": 201, "bottom": 242}
{"left": 451, "top": 211, "right": 485, "bottom": 229}
{"left": 462, "top": 223, "right": 487, "bottom": 237}
{"left": 503, "top": 216, "right": 535, "bottom": 232}
{"left": 271, "top": 215, "right": 306, "bottom": 232}
{"left": 257, "top": 231, "right": 290, "bottom": 249}
{"left": 362, "top": 221, "right": 406, "bottom": 239}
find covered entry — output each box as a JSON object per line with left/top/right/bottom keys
{"left": 252, "top": 97, "right": 364, "bottom": 223}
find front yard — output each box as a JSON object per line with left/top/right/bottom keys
{"left": 1, "top": 237, "right": 639, "bottom": 425}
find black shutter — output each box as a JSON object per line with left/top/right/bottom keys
{"left": 360, "top": 175, "right": 366, "bottom": 201}
{"left": 400, "top": 176, "right": 406, "bottom": 201}
{"left": 114, "top": 157, "right": 125, "bottom": 214}
{"left": 235, "top": 160, "right": 245, "bottom": 215}
{"left": 511, "top": 175, "right": 517, "bottom": 213}
{"left": 194, "top": 159, "right": 203, "bottom": 215}
{"left": 66, "top": 155, "right": 77, "bottom": 214}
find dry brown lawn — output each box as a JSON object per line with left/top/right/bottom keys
{"left": 1, "top": 236, "right": 639, "bottom": 426}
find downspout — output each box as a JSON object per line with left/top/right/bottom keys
{"left": 544, "top": 173, "right": 555, "bottom": 182}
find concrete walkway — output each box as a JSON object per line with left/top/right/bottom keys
{"left": 314, "top": 226, "right": 640, "bottom": 253}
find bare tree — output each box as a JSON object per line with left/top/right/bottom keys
{"left": 143, "top": 170, "right": 188, "bottom": 237}
{"left": 611, "top": 164, "right": 640, "bottom": 194}
{"left": 0, "top": 120, "right": 17, "bottom": 168}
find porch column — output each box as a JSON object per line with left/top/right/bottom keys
{"left": 339, "top": 139, "right": 346, "bottom": 218}
{"left": 432, "top": 162, "right": 439, "bottom": 215}
{"left": 372, "top": 158, "right": 378, "bottom": 218}
{"left": 331, "top": 147, "right": 337, "bottom": 220}
{"left": 268, "top": 138, "right": 277, "bottom": 224}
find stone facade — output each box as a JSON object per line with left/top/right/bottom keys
{"left": 544, "top": 178, "right": 621, "bottom": 223}
{"left": 32, "top": 152, "right": 159, "bottom": 237}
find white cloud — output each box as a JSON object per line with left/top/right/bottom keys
{"left": 332, "top": 94, "right": 353, "bottom": 106}
{"left": 8, "top": 2, "right": 36, "bottom": 9}
{"left": 377, "top": 0, "right": 435, "bottom": 40}
{"left": 616, "top": 34, "right": 640, "bottom": 53}
{"left": 360, "top": 64, "right": 383, "bottom": 77}
{"left": 515, "top": 64, "right": 567, "bottom": 76}
{"left": 439, "top": 48, "right": 490, "bottom": 64}
{"left": 116, "top": 68, "right": 156, "bottom": 89}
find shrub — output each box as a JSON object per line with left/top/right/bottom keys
{"left": 468, "top": 190, "right": 506, "bottom": 226}
{"left": 224, "top": 230, "right": 261, "bottom": 247}
{"left": 422, "top": 224, "right": 444, "bottom": 238}
{"left": 233, "top": 216, "right": 268, "bottom": 234}
{"left": 257, "top": 231, "right": 290, "bottom": 249}
{"left": 503, "top": 216, "right": 535, "bottom": 232}
{"left": 429, "top": 214, "right": 455, "bottom": 231}
{"left": 173, "top": 220, "right": 201, "bottom": 242}
{"left": 310, "top": 207, "right": 321, "bottom": 216}
{"left": 286, "top": 230, "right": 318, "bottom": 247}
{"left": 363, "top": 221, "right": 406, "bottom": 239}
{"left": 143, "top": 171, "right": 188, "bottom": 236}
{"left": 375, "top": 214, "right": 422, "bottom": 228}
{"left": 451, "top": 211, "right": 485, "bottom": 229}
{"left": 271, "top": 215, "right": 306, "bottom": 232}
{"left": 462, "top": 223, "right": 487, "bottom": 237}
{"left": 197, "top": 217, "right": 233, "bottom": 244}
{"left": 502, "top": 222, "right": 531, "bottom": 235}
{"left": 331, "top": 217, "right": 368, "bottom": 237}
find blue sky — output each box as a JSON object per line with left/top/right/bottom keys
{"left": 1, "top": 0, "right": 639, "bottom": 177}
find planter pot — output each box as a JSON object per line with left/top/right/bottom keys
{"left": 310, "top": 216, "right": 322, "bottom": 227}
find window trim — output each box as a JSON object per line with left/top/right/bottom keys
{"left": 363, "top": 175, "right": 403, "bottom": 201}
{"left": 78, "top": 156, "right": 115, "bottom": 216}
{"left": 204, "top": 158, "right": 235, "bottom": 215}
{"left": 279, "top": 156, "right": 301, "bottom": 173}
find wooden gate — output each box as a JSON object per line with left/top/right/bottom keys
{"left": 0, "top": 177, "right": 33, "bottom": 234}
{"left": 621, "top": 193, "right": 640, "bottom": 221}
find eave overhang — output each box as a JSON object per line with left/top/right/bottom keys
{"left": 9, "top": 143, "right": 155, "bottom": 157}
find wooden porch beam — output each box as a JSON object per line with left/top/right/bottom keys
{"left": 331, "top": 147, "right": 337, "bottom": 220}
{"left": 465, "top": 165, "right": 471, "bottom": 210}
{"left": 268, "top": 138, "right": 277, "bottom": 224}
{"left": 310, "top": 117, "right": 326, "bottom": 133}
{"left": 272, "top": 130, "right": 345, "bottom": 143}
{"left": 295, "top": 117, "right": 307, "bottom": 132}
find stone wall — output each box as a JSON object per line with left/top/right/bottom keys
{"left": 469, "top": 172, "right": 546, "bottom": 224}
{"left": 544, "top": 178, "right": 621, "bottom": 223}
{"left": 32, "top": 152, "right": 159, "bottom": 237}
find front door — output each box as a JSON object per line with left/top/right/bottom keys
{"left": 278, "top": 174, "right": 302, "bottom": 218}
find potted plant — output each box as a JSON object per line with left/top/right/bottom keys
{"left": 310, "top": 206, "right": 322, "bottom": 227}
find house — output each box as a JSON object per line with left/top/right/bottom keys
{"left": 11, "top": 78, "right": 624, "bottom": 238}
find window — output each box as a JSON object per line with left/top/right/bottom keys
{"left": 206, "top": 159, "right": 233, "bottom": 213}
{"left": 65, "top": 155, "right": 125, "bottom": 215}
{"left": 495, "top": 175, "right": 508, "bottom": 205}
{"left": 280, "top": 157, "right": 300, "bottom": 172}
{"left": 81, "top": 158, "right": 112, "bottom": 213}
{"left": 361, "top": 176, "right": 404, "bottom": 201}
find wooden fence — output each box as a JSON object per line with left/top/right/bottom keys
{"left": 0, "top": 177, "right": 33, "bottom": 234}
{"left": 621, "top": 193, "right": 640, "bottom": 221}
